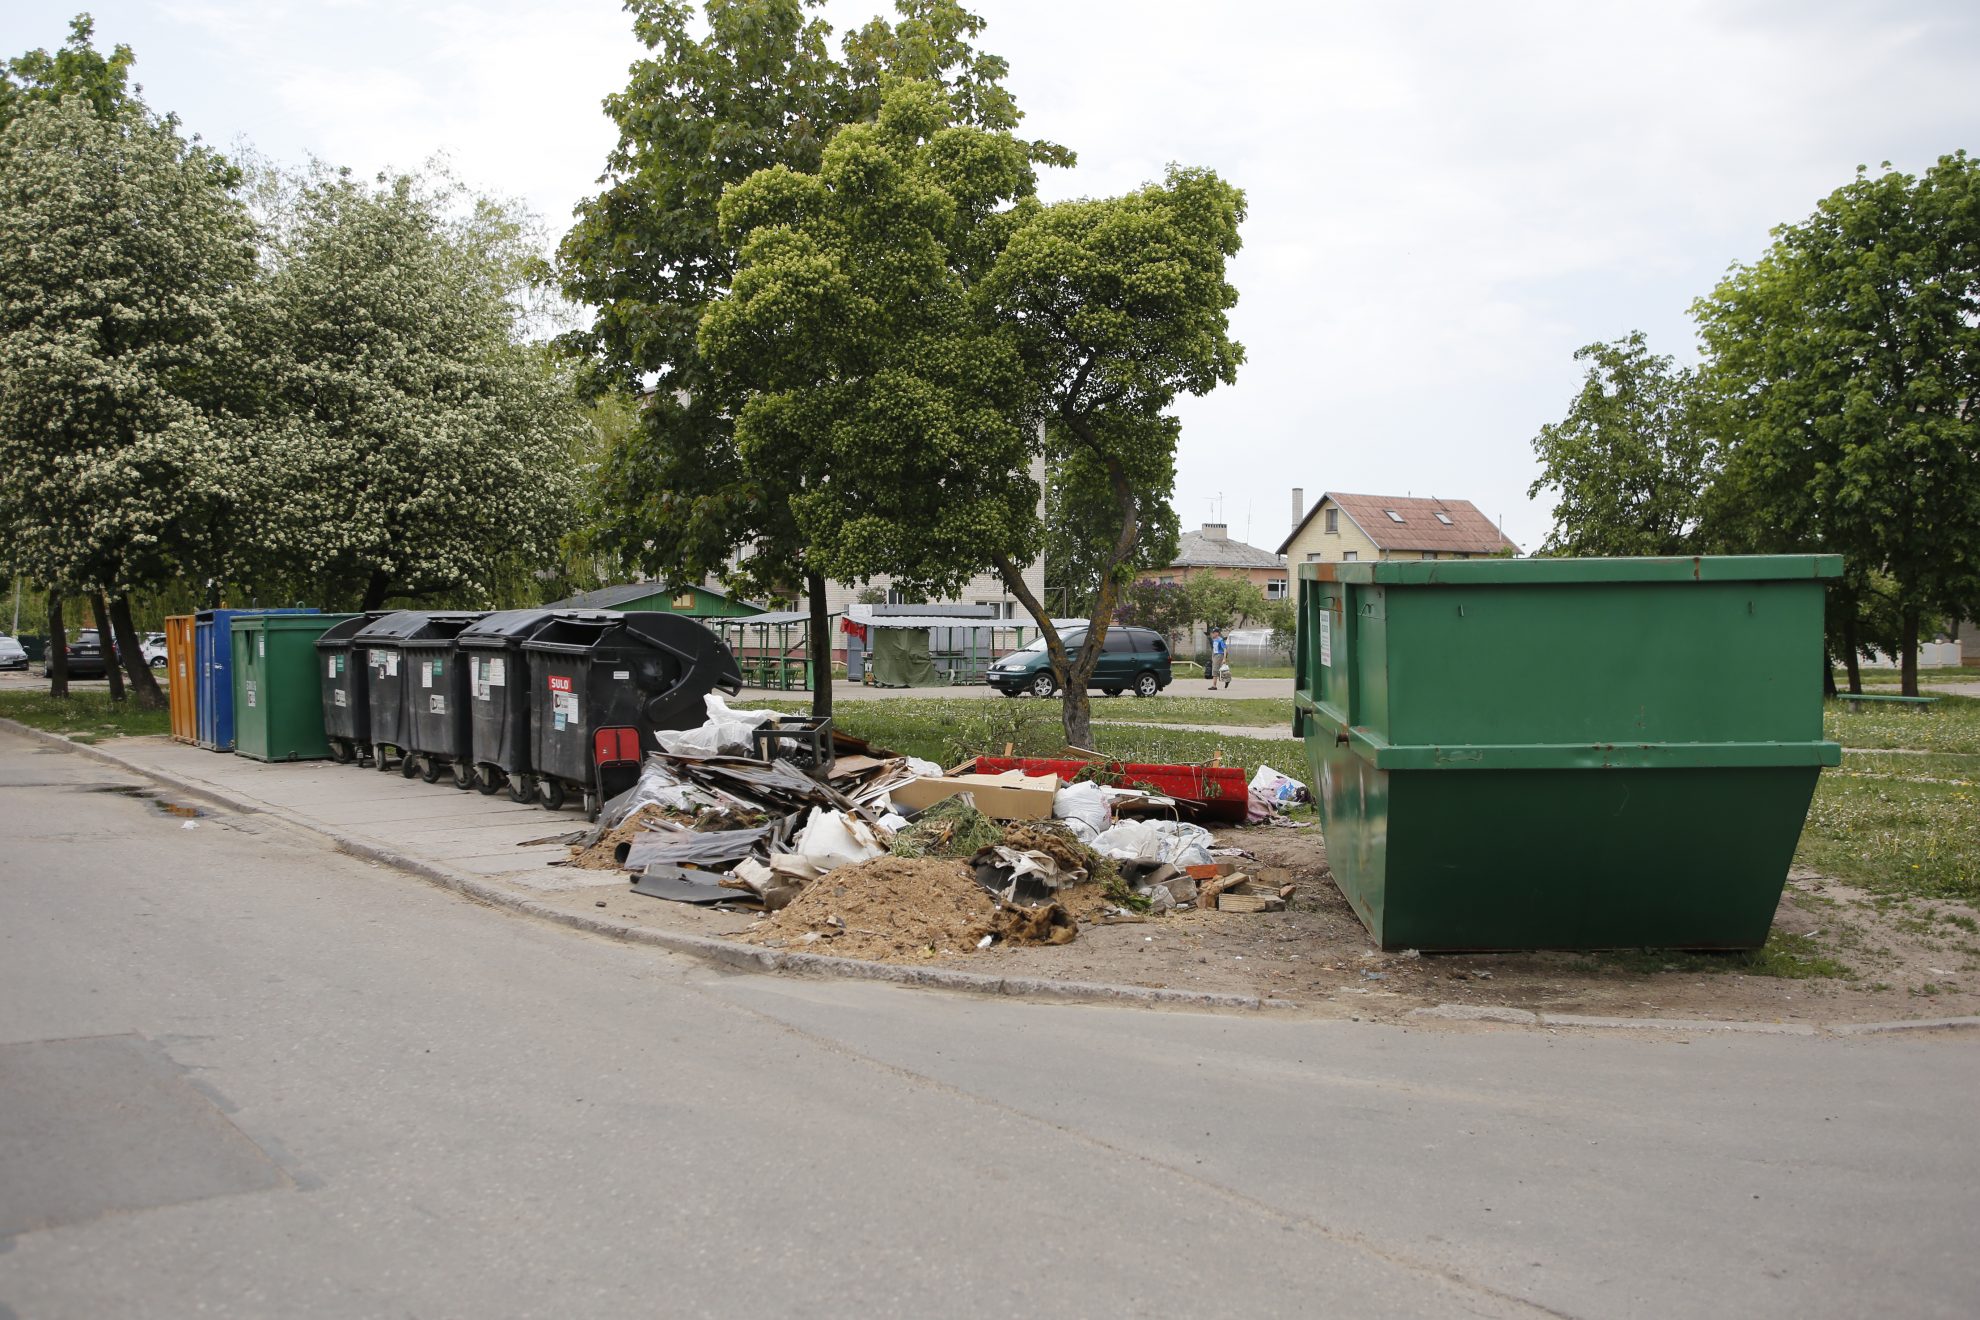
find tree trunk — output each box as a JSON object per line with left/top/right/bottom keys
{"left": 1842, "top": 611, "right": 1862, "bottom": 695}
{"left": 806, "top": 570, "right": 832, "bottom": 719}
{"left": 1900, "top": 606, "right": 1920, "bottom": 698}
{"left": 46, "top": 593, "right": 69, "bottom": 698}
{"left": 108, "top": 596, "right": 166, "bottom": 710}
{"left": 91, "top": 593, "right": 125, "bottom": 703}
{"left": 360, "top": 566, "right": 393, "bottom": 612}
{"left": 1822, "top": 645, "right": 1838, "bottom": 700}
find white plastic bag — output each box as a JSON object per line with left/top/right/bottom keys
{"left": 1248, "top": 765, "right": 1305, "bottom": 807}
{"left": 657, "top": 692, "right": 781, "bottom": 757}
{"left": 1053, "top": 781, "right": 1111, "bottom": 836}
{"left": 903, "top": 757, "right": 945, "bottom": 779}
{"left": 793, "top": 806, "right": 888, "bottom": 871}
{"left": 1090, "top": 819, "right": 1217, "bottom": 870}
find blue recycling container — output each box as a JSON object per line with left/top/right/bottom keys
{"left": 194, "top": 608, "right": 317, "bottom": 751}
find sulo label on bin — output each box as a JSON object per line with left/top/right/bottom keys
{"left": 547, "top": 675, "right": 572, "bottom": 693}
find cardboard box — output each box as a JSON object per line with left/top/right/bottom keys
{"left": 889, "top": 771, "right": 1060, "bottom": 820}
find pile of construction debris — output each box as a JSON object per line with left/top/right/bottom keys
{"left": 552, "top": 694, "right": 1310, "bottom": 960}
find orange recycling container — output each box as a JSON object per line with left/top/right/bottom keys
{"left": 165, "top": 614, "right": 198, "bottom": 744}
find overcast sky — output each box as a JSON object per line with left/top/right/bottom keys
{"left": 11, "top": 1, "right": 1979, "bottom": 552}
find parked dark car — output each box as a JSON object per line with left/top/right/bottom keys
{"left": 0, "top": 633, "right": 28, "bottom": 671}
{"left": 986, "top": 625, "right": 1173, "bottom": 699}
{"left": 60, "top": 629, "right": 109, "bottom": 679}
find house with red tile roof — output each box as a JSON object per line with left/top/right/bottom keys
{"left": 1278, "top": 490, "right": 1518, "bottom": 566}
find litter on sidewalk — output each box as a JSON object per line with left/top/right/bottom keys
{"left": 550, "top": 708, "right": 1310, "bottom": 955}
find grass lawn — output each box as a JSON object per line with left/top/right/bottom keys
{"left": 1799, "top": 749, "right": 1980, "bottom": 904}
{"left": 1824, "top": 692, "right": 1980, "bottom": 754}
{"left": 1089, "top": 695, "right": 1291, "bottom": 728}
{"left": 1842, "top": 665, "right": 1980, "bottom": 686}
{"left": 0, "top": 687, "right": 172, "bottom": 742}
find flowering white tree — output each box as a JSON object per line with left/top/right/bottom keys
{"left": 0, "top": 95, "right": 256, "bottom": 706}
{"left": 238, "top": 168, "right": 585, "bottom": 611}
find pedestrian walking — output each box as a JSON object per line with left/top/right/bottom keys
{"left": 1209, "top": 627, "right": 1228, "bottom": 689}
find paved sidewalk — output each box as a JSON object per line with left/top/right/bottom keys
{"left": 87, "top": 735, "right": 614, "bottom": 894}
{"left": 742, "top": 676, "right": 1297, "bottom": 702}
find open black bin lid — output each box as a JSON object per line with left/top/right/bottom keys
{"left": 353, "top": 611, "right": 485, "bottom": 644}
{"left": 458, "top": 609, "right": 615, "bottom": 649}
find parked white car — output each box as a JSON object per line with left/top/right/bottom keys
{"left": 141, "top": 632, "right": 168, "bottom": 668}
{"left": 0, "top": 633, "right": 26, "bottom": 670}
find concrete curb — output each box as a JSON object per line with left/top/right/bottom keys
{"left": 9, "top": 718, "right": 1978, "bottom": 1035}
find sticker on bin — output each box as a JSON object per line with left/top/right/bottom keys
{"left": 488, "top": 657, "right": 505, "bottom": 686}
{"left": 612, "top": 670, "right": 629, "bottom": 681}
{"left": 327, "top": 656, "right": 337, "bottom": 678}
{"left": 1319, "top": 612, "right": 1331, "bottom": 667}
{"left": 386, "top": 653, "right": 399, "bottom": 676}
{"left": 244, "top": 680, "right": 256, "bottom": 708}
{"left": 552, "top": 690, "right": 578, "bottom": 731}
{"left": 547, "top": 675, "right": 572, "bottom": 693}
{"left": 421, "top": 661, "right": 433, "bottom": 689}
{"left": 257, "top": 635, "right": 265, "bottom": 658}
{"left": 334, "top": 689, "right": 347, "bottom": 707}
{"left": 429, "top": 694, "right": 446, "bottom": 714}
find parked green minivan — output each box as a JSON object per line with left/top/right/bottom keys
{"left": 986, "top": 625, "right": 1173, "bottom": 698}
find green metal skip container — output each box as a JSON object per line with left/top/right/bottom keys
{"left": 231, "top": 614, "right": 359, "bottom": 762}
{"left": 1294, "top": 555, "right": 1842, "bottom": 951}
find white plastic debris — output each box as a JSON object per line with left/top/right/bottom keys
{"left": 1052, "top": 780, "right": 1110, "bottom": 836}
{"left": 656, "top": 692, "right": 782, "bottom": 757}
{"left": 792, "top": 806, "right": 888, "bottom": 871}
{"left": 877, "top": 812, "right": 911, "bottom": 832}
{"left": 1090, "top": 819, "right": 1217, "bottom": 869}
{"left": 903, "top": 757, "right": 945, "bottom": 779}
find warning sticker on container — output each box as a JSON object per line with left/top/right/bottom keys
{"left": 257, "top": 634, "right": 265, "bottom": 658}
{"left": 327, "top": 656, "right": 337, "bottom": 679}
{"left": 432, "top": 657, "right": 442, "bottom": 677}
{"left": 612, "top": 670, "right": 629, "bottom": 681}
{"left": 488, "top": 657, "right": 505, "bottom": 686}
{"left": 421, "top": 661, "right": 433, "bottom": 689}
{"left": 429, "top": 694, "right": 446, "bottom": 715}
{"left": 244, "top": 680, "right": 256, "bottom": 708}
{"left": 386, "top": 653, "right": 399, "bottom": 676}
{"left": 552, "top": 691, "right": 578, "bottom": 730}
{"left": 547, "top": 675, "right": 572, "bottom": 693}
{"left": 1319, "top": 612, "right": 1332, "bottom": 667}
{"left": 474, "top": 681, "right": 490, "bottom": 702}
{"left": 334, "top": 689, "right": 347, "bottom": 707}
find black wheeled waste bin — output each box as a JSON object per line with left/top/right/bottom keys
{"left": 521, "top": 612, "right": 743, "bottom": 817}
{"left": 399, "top": 612, "right": 485, "bottom": 787}
{"left": 456, "top": 609, "right": 612, "bottom": 802}
{"left": 355, "top": 611, "right": 482, "bottom": 779}
{"left": 315, "top": 612, "right": 389, "bottom": 765}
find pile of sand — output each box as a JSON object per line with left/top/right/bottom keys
{"left": 745, "top": 857, "right": 997, "bottom": 960}
{"left": 566, "top": 803, "right": 697, "bottom": 871}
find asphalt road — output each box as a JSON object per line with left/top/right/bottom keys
{"left": 2, "top": 730, "right": 1976, "bottom": 1319}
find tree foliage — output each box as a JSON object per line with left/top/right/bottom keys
{"left": 560, "top": 0, "right": 1060, "bottom": 714}
{"left": 1695, "top": 153, "right": 1980, "bottom": 694}
{"left": 1528, "top": 331, "right": 1714, "bottom": 557}
{"left": 241, "top": 167, "right": 585, "bottom": 610}
{"left": 1045, "top": 420, "right": 1179, "bottom": 615}
{"left": 0, "top": 94, "right": 253, "bottom": 706}
{"left": 0, "top": 13, "right": 135, "bottom": 127}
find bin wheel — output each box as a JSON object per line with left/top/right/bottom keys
{"left": 375, "top": 744, "right": 396, "bottom": 772}
{"left": 328, "top": 738, "right": 354, "bottom": 764}
{"left": 507, "top": 774, "right": 535, "bottom": 805}
{"left": 1028, "top": 673, "right": 1058, "bottom": 699}
{"left": 400, "top": 752, "right": 420, "bottom": 779}
{"left": 582, "top": 791, "right": 599, "bottom": 821}
{"left": 418, "top": 756, "right": 442, "bottom": 784}
{"left": 475, "top": 764, "right": 504, "bottom": 795}
{"left": 449, "top": 760, "right": 474, "bottom": 790}
{"left": 1132, "top": 671, "right": 1160, "bottom": 698}
{"left": 539, "top": 778, "right": 567, "bottom": 811}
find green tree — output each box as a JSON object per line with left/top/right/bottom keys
{"left": 1695, "top": 154, "right": 1980, "bottom": 696}
{"left": 1044, "top": 422, "right": 1180, "bottom": 615}
{"left": 979, "top": 166, "right": 1246, "bottom": 745}
{"left": 0, "top": 95, "right": 254, "bottom": 708}
{"left": 1111, "top": 578, "right": 1192, "bottom": 642}
{"left": 1185, "top": 573, "right": 1268, "bottom": 635}
{"left": 558, "top": 0, "right": 1058, "bottom": 716}
{"left": 242, "top": 166, "right": 583, "bottom": 610}
{"left": 1527, "top": 331, "right": 1714, "bottom": 557}
{"left": 1, "top": 13, "right": 135, "bottom": 127}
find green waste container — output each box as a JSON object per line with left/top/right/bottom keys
{"left": 1294, "top": 555, "right": 1842, "bottom": 952}
{"left": 231, "top": 614, "right": 359, "bottom": 762}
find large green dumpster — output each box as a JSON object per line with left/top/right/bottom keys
{"left": 1294, "top": 555, "right": 1842, "bottom": 951}
{"left": 231, "top": 614, "right": 358, "bottom": 762}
